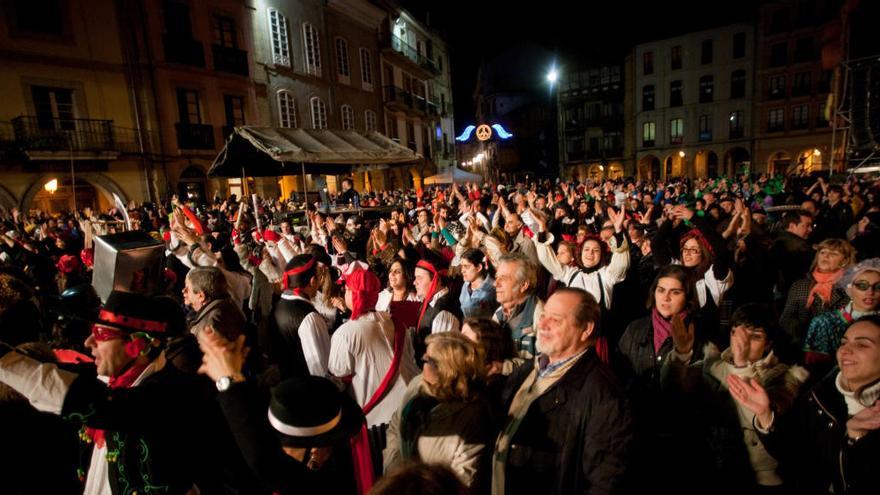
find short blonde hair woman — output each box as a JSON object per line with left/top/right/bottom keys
{"left": 384, "top": 332, "right": 492, "bottom": 488}
{"left": 781, "top": 238, "right": 857, "bottom": 348}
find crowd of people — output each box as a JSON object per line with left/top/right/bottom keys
{"left": 1, "top": 170, "right": 879, "bottom": 495}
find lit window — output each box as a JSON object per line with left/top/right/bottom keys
{"left": 267, "top": 9, "right": 290, "bottom": 67}
{"left": 303, "top": 23, "right": 321, "bottom": 76}
{"left": 310, "top": 96, "right": 326, "bottom": 129}
{"left": 277, "top": 90, "right": 296, "bottom": 128}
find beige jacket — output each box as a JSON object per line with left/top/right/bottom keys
{"left": 383, "top": 375, "right": 492, "bottom": 487}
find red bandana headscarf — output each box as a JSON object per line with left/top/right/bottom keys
{"left": 344, "top": 268, "right": 381, "bottom": 320}
{"left": 415, "top": 260, "right": 446, "bottom": 330}
{"left": 282, "top": 257, "right": 316, "bottom": 294}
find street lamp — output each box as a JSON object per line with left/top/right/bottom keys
{"left": 546, "top": 68, "right": 558, "bottom": 84}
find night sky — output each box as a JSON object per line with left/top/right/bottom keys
{"left": 400, "top": 0, "right": 764, "bottom": 130}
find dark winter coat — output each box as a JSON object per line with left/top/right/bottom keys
{"left": 758, "top": 370, "right": 880, "bottom": 495}
{"left": 498, "top": 348, "right": 632, "bottom": 495}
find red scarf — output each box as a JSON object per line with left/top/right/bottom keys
{"left": 415, "top": 260, "right": 446, "bottom": 331}
{"left": 807, "top": 269, "right": 843, "bottom": 309}
{"left": 85, "top": 361, "right": 151, "bottom": 448}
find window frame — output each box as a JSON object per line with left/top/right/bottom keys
{"left": 277, "top": 89, "right": 297, "bottom": 128}
{"left": 267, "top": 8, "right": 290, "bottom": 67}
{"left": 310, "top": 96, "right": 327, "bottom": 129}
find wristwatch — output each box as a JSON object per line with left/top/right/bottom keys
{"left": 216, "top": 376, "right": 234, "bottom": 392}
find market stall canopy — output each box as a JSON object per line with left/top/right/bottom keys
{"left": 208, "top": 127, "right": 421, "bottom": 177}
{"left": 422, "top": 167, "right": 484, "bottom": 185}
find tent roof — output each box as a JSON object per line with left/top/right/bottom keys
{"left": 208, "top": 127, "right": 421, "bottom": 177}
{"left": 423, "top": 167, "right": 484, "bottom": 185}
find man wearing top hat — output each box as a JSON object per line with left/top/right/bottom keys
{"left": 0, "top": 290, "right": 255, "bottom": 494}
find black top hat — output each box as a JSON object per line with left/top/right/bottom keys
{"left": 268, "top": 376, "right": 363, "bottom": 447}
{"left": 94, "top": 290, "right": 171, "bottom": 335}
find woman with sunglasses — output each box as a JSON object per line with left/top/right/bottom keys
{"left": 384, "top": 332, "right": 492, "bottom": 490}
{"left": 804, "top": 259, "right": 880, "bottom": 374}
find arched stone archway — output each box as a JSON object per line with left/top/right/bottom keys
{"left": 638, "top": 155, "right": 661, "bottom": 180}
{"left": 0, "top": 185, "right": 17, "bottom": 210}
{"left": 21, "top": 173, "right": 128, "bottom": 211}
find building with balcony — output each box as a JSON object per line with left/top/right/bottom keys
{"left": 250, "top": 0, "right": 389, "bottom": 197}
{"left": 0, "top": 0, "right": 156, "bottom": 212}
{"left": 377, "top": 1, "right": 455, "bottom": 189}
{"left": 753, "top": 0, "right": 841, "bottom": 175}
{"left": 634, "top": 23, "right": 756, "bottom": 180}
{"left": 136, "top": 0, "right": 259, "bottom": 201}
{"left": 558, "top": 60, "right": 632, "bottom": 181}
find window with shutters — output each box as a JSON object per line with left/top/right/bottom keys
{"left": 277, "top": 90, "right": 296, "bottom": 128}
{"left": 340, "top": 104, "right": 354, "bottom": 130}
{"left": 670, "top": 80, "right": 683, "bottom": 107}
{"left": 791, "top": 104, "right": 809, "bottom": 129}
{"left": 267, "top": 9, "right": 290, "bottom": 67}
{"left": 642, "top": 85, "right": 655, "bottom": 111}
{"left": 699, "top": 76, "right": 713, "bottom": 103}
{"left": 731, "top": 70, "right": 746, "bottom": 98}
{"left": 365, "top": 110, "right": 377, "bottom": 132}
{"left": 698, "top": 114, "right": 712, "bottom": 141}
{"left": 642, "top": 122, "right": 655, "bottom": 147}
{"left": 729, "top": 111, "right": 744, "bottom": 138}
{"left": 768, "top": 108, "right": 784, "bottom": 132}
{"left": 303, "top": 23, "right": 321, "bottom": 76}
{"left": 671, "top": 46, "right": 682, "bottom": 70}
{"left": 669, "top": 118, "right": 683, "bottom": 144}
{"left": 360, "top": 48, "right": 373, "bottom": 90}
{"left": 176, "top": 88, "right": 201, "bottom": 124}
{"left": 310, "top": 96, "right": 326, "bottom": 129}
{"left": 31, "top": 85, "right": 75, "bottom": 130}
{"left": 335, "top": 37, "right": 350, "bottom": 83}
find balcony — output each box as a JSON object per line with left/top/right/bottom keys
{"left": 699, "top": 131, "right": 713, "bottom": 142}
{"left": 212, "top": 45, "right": 248, "bottom": 76}
{"left": 642, "top": 139, "right": 655, "bottom": 148}
{"left": 176, "top": 123, "right": 215, "bottom": 150}
{"left": 382, "top": 34, "right": 438, "bottom": 78}
{"left": 164, "top": 35, "right": 205, "bottom": 67}
{"left": 729, "top": 128, "right": 744, "bottom": 139}
{"left": 566, "top": 151, "right": 584, "bottom": 162}
{"left": 384, "top": 85, "right": 413, "bottom": 110}
{"left": 11, "top": 116, "right": 122, "bottom": 160}
{"left": 670, "top": 136, "right": 683, "bottom": 145}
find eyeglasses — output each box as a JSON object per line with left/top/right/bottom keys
{"left": 681, "top": 247, "right": 701, "bottom": 255}
{"left": 851, "top": 280, "right": 880, "bottom": 292}
{"left": 91, "top": 324, "right": 126, "bottom": 342}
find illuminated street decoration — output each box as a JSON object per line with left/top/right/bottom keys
{"left": 455, "top": 123, "right": 514, "bottom": 142}
{"left": 491, "top": 124, "right": 513, "bottom": 139}
{"left": 455, "top": 125, "right": 476, "bottom": 141}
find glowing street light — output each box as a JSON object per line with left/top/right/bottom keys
{"left": 813, "top": 148, "right": 821, "bottom": 156}
{"left": 546, "top": 68, "right": 558, "bottom": 84}
{"left": 678, "top": 150, "right": 686, "bottom": 158}
{"left": 44, "top": 178, "right": 58, "bottom": 194}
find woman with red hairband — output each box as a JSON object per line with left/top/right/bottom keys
{"left": 412, "top": 251, "right": 463, "bottom": 363}
{"left": 329, "top": 267, "right": 419, "bottom": 428}
{"left": 651, "top": 204, "right": 734, "bottom": 345}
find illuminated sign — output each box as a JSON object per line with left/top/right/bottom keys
{"left": 455, "top": 123, "right": 514, "bottom": 142}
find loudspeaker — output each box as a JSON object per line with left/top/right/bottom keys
{"left": 92, "top": 231, "right": 165, "bottom": 303}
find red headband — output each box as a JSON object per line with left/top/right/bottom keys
{"left": 98, "top": 309, "right": 167, "bottom": 333}
{"left": 283, "top": 258, "right": 316, "bottom": 291}
{"left": 415, "top": 259, "right": 447, "bottom": 330}
{"left": 680, "top": 228, "right": 715, "bottom": 257}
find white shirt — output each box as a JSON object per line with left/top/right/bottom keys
{"left": 280, "top": 293, "right": 332, "bottom": 377}
{"left": 422, "top": 287, "right": 461, "bottom": 334}
{"left": 328, "top": 312, "right": 420, "bottom": 427}
{"left": 375, "top": 288, "right": 419, "bottom": 312}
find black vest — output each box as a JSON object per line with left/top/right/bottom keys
{"left": 414, "top": 291, "right": 462, "bottom": 361}
{"left": 272, "top": 295, "right": 318, "bottom": 379}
